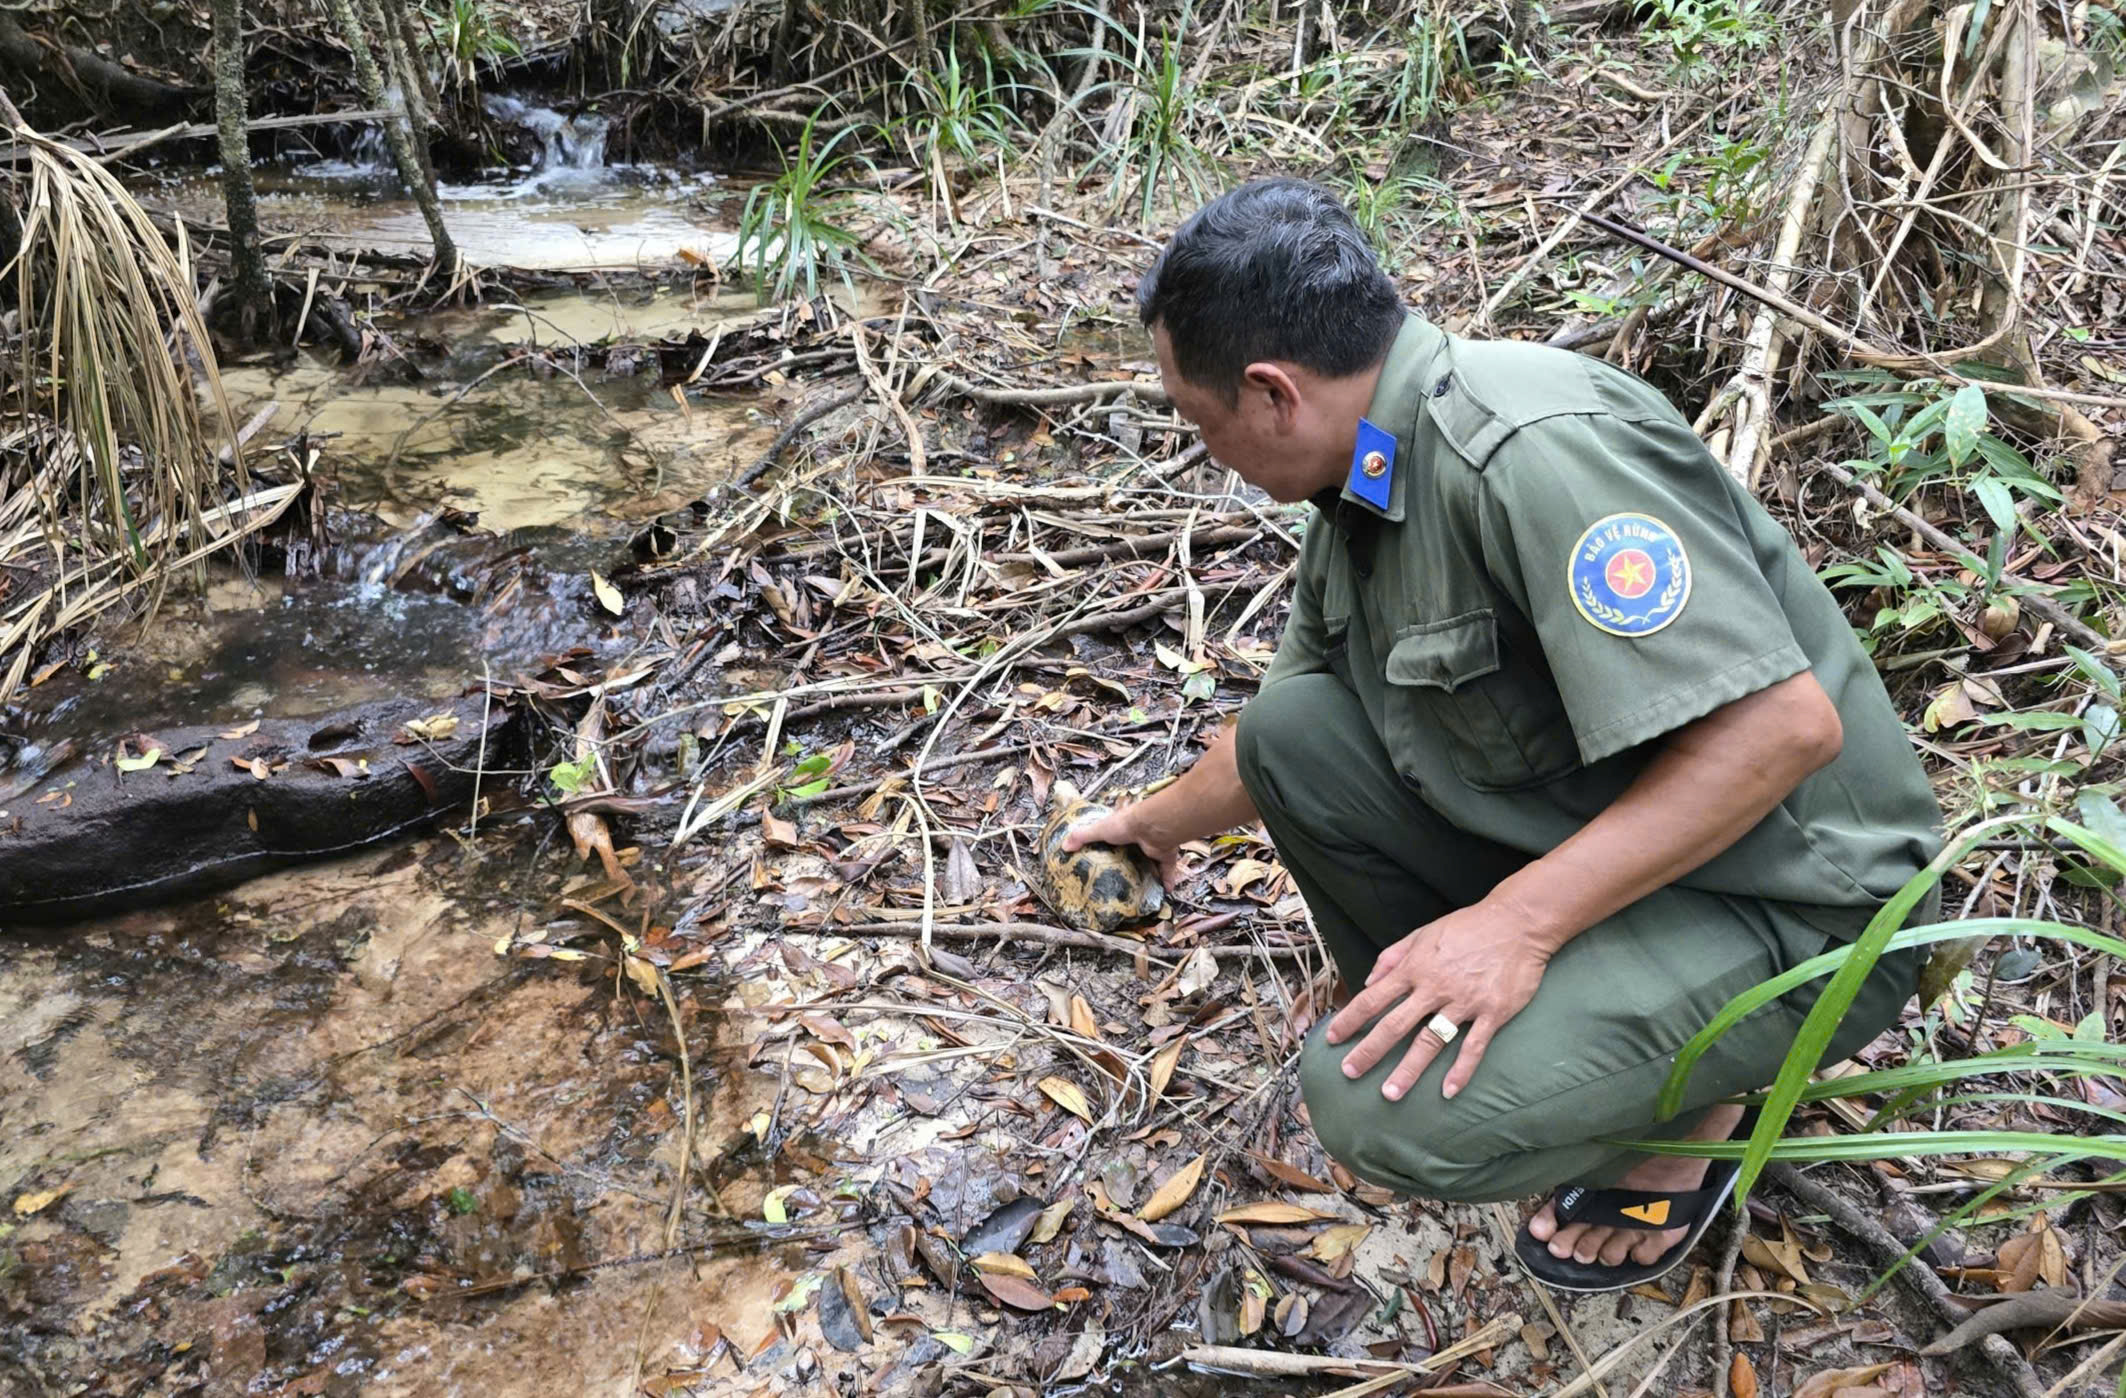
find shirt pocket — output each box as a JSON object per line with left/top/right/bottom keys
{"left": 1384, "top": 610, "right": 1580, "bottom": 792}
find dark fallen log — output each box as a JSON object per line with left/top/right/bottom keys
{"left": 0, "top": 690, "right": 526, "bottom": 925}
{"left": 0, "top": 15, "right": 207, "bottom": 122}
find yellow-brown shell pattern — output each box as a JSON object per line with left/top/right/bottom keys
{"left": 1035, "top": 781, "right": 1165, "bottom": 933}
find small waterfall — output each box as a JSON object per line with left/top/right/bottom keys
{"left": 482, "top": 94, "right": 610, "bottom": 171}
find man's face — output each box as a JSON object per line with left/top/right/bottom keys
{"left": 1151, "top": 325, "right": 1328, "bottom": 504}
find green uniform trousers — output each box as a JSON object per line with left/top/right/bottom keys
{"left": 1235, "top": 673, "right": 1922, "bottom": 1204}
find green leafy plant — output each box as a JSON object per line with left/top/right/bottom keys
{"left": 894, "top": 47, "right": 1026, "bottom": 169}
{"left": 421, "top": 0, "right": 520, "bottom": 87}
{"left": 1636, "top": 0, "right": 1776, "bottom": 76}
{"left": 1815, "top": 380, "right": 2066, "bottom": 647}
{"left": 776, "top": 750, "right": 835, "bottom": 803}
{"left": 1338, "top": 160, "right": 1449, "bottom": 273}
{"left": 730, "top": 107, "right": 875, "bottom": 304}
{"left": 548, "top": 754, "right": 598, "bottom": 795}
{"left": 1069, "top": 10, "right": 1221, "bottom": 227}
{"left": 1384, "top": 4, "right": 1477, "bottom": 128}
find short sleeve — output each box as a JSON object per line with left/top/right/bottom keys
{"left": 1263, "top": 518, "right": 1335, "bottom": 688}
{"left": 1474, "top": 411, "right": 1811, "bottom": 765}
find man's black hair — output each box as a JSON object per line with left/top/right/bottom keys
{"left": 1136, "top": 177, "right": 1405, "bottom": 403}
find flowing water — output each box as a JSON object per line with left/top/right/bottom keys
{"left": 138, "top": 94, "right": 742, "bottom": 272}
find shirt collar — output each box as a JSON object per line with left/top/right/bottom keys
{"left": 1336, "top": 314, "right": 1446, "bottom": 525}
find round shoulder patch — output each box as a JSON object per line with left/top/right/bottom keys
{"left": 1567, "top": 513, "right": 1690, "bottom": 637}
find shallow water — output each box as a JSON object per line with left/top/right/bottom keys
{"left": 138, "top": 159, "right": 743, "bottom": 273}
{"left": 220, "top": 327, "right": 771, "bottom": 535}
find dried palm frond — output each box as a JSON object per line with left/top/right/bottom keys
{"left": 0, "top": 123, "right": 276, "bottom": 703}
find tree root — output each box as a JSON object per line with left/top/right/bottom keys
{"left": 1769, "top": 1163, "right": 2047, "bottom": 1398}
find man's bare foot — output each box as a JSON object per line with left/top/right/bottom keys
{"left": 1523, "top": 1103, "right": 1746, "bottom": 1268}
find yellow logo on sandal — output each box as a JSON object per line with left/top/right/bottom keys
{"left": 1620, "top": 1200, "right": 1672, "bottom": 1225}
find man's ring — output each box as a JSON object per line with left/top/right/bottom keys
{"left": 1424, "top": 1013, "right": 1460, "bottom": 1044}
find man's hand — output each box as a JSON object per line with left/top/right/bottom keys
{"left": 1060, "top": 802, "right": 1180, "bottom": 888}
{"left": 1323, "top": 902, "right": 1551, "bottom": 1101}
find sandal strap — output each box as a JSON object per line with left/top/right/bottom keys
{"left": 1552, "top": 1181, "right": 1724, "bottom": 1231}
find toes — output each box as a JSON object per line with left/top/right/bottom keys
{"left": 1527, "top": 1203, "right": 1558, "bottom": 1242}
{"left": 1572, "top": 1227, "right": 1608, "bottom": 1265}
{"left": 1630, "top": 1229, "right": 1679, "bottom": 1265}
{"left": 1546, "top": 1222, "right": 1588, "bottom": 1260}
{"left": 1596, "top": 1229, "right": 1637, "bottom": 1268}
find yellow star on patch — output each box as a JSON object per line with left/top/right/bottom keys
{"left": 1610, "top": 555, "right": 1651, "bottom": 591}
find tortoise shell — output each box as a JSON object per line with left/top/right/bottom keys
{"left": 1035, "top": 780, "right": 1165, "bottom": 933}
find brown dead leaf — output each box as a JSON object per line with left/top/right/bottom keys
{"left": 761, "top": 814, "right": 799, "bottom": 848}
{"left": 1729, "top": 1352, "right": 1759, "bottom": 1398}
{"left": 1247, "top": 1152, "right": 1337, "bottom": 1194}
{"left": 567, "top": 809, "right": 632, "bottom": 886}
{"left": 977, "top": 1273, "right": 1054, "bottom": 1311}
{"left": 1068, "top": 995, "right": 1101, "bottom": 1042}
{"left": 1148, "top": 1036, "right": 1186, "bottom": 1099}
{"left": 970, "top": 1252, "right": 1037, "bottom": 1279}
{"left": 1038, "top": 1076, "right": 1095, "bottom": 1123}
{"left": 1238, "top": 1268, "right": 1270, "bottom": 1336}
{"left": 1730, "top": 1299, "right": 1766, "bottom": 1342}
{"left": 1216, "top": 1202, "right": 1336, "bottom": 1226}
{"left": 1139, "top": 1154, "right": 1206, "bottom": 1223}
{"left": 1028, "top": 1198, "right": 1074, "bottom": 1245}
{"left": 1305, "top": 1223, "right": 1371, "bottom": 1263}
{"left": 1996, "top": 1216, "right": 2068, "bottom": 1292}
{"left": 1795, "top": 1364, "right": 1893, "bottom": 1398}
{"left": 12, "top": 1183, "right": 73, "bottom": 1216}
{"left": 801, "top": 1013, "right": 857, "bottom": 1050}
{"left": 219, "top": 719, "right": 261, "bottom": 739}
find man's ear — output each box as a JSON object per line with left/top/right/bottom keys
{"left": 1242, "top": 362, "right": 1303, "bottom": 431}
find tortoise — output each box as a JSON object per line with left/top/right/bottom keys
{"left": 1033, "top": 780, "right": 1165, "bottom": 933}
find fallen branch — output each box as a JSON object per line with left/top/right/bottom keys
{"left": 1921, "top": 1288, "right": 2126, "bottom": 1356}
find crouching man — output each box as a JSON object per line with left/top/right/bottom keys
{"left": 1066, "top": 178, "right": 1940, "bottom": 1291}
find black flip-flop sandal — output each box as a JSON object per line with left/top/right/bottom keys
{"left": 1512, "top": 1115, "right": 1754, "bottom": 1294}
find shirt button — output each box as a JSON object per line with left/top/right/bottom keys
{"left": 1432, "top": 375, "right": 1452, "bottom": 398}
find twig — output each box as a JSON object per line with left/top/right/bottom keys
{"left": 1814, "top": 457, "right": 2117, "bottom": 653}
{"left": 1476, "top": 102, "right": 1720, "bottom": 326}
{"left": 1725, "top": 96, "right": 1842, "bottom": 487}
{"left": 1571, "top": 207, "right": 2126, "bottom": 409}
{"left": 1490, "top": 1203, "right": 1610, "bottom": 1398}
{"left": 1179, "top": 1313, "right": 1520, "bottom": 1379}
{"left": 811, "top": 919, "right": 1206, "bottom": 964}
{"left": 1707, "top": 1210, "right": 1749, "bottom": 1398}
{"left": 936, "top": 372, "right": 1170, "bottom": 407}
{"left": 851, "top": 318, "right": 926, "bottom": 477}
{"left": 733, "top": 385, "right": 864, "bottom": 489}
{"left": 1768, "top": 1163, "right": 2047, "bottom": 1398}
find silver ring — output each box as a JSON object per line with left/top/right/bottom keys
{"left": 1424, "top": 1013, "right": 1460, "bottom": 1044}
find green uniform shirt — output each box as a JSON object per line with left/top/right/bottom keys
{"left": 1265, "top": 314, "right": 1942, "bottom": 939}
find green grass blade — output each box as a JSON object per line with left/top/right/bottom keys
{"left": 1657, "top": 913, "right": 2126, "bottom": 1119}
{"left": 1722, "top": 818, "right": 2021, "bottom": 1205}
